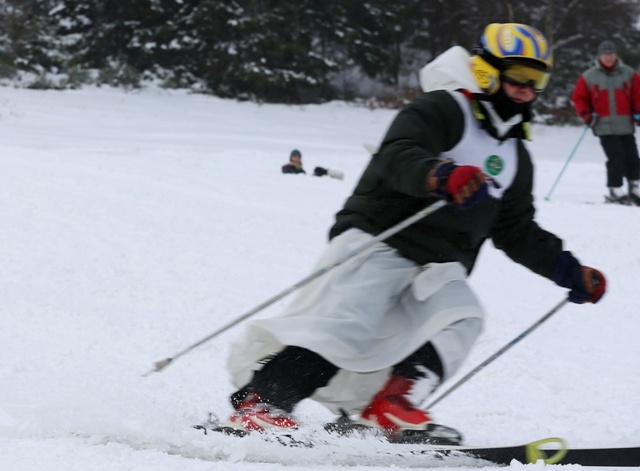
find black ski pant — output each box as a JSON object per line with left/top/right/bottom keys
{"left": 599, "top": 134, "right": 640, "bottom": 188}
{"left": 230, "top": 343, "right": 444, "bottom": 413}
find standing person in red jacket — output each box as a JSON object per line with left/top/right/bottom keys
{"left": 571, "top": 40, "right": 640, "bottom": 205}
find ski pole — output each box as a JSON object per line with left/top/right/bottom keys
{"left": 144, "top": 198, "right": 448, "bottom": 377}
{"left": 425, "top": 297, "right": 569, "bottom": 409}
{"left": 544, "top": 125, "right": 589, "bottom": 201}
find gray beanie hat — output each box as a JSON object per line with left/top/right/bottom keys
{"left": 598, "top": 40, "right": 616, "bottom": 55}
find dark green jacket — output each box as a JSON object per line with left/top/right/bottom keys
{"left": 329, "top": 90, "right": 563, "bottom": 279}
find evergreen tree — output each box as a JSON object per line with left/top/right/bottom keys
{"left": 1, "top": 0, "right": 639, "bottom": 115}
{"left": 51, "top": 0, "right": 187, "bottom": 86}
{"left": 0, "top": 0, "right": 56, "bottom": 78}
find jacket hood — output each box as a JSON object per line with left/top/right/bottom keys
{"left": 419, "top": 46, "right": 533, "bottom": 141}
{"left": 419, "top": 46, "right": 481, "bottom": 93}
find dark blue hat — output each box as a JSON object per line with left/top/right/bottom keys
{"left": 598, "top": 40, "right": 616, "bottom": 55}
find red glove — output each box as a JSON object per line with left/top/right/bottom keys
{"left": 432, "top": 161, "right": 491, "bottom": 209}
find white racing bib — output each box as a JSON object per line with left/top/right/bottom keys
{"left": 442, "top": 91, "right": 520, "bottom": 199}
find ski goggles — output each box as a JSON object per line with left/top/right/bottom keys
{"left": 501, "top": 62, "right": 551, "bottom": 92}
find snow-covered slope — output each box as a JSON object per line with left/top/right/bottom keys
{"left": 1, "top": 87, "right": 638, "bottom": 470}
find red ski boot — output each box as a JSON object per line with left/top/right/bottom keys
{"left": 218, "top": 393, "right": 299, "bottom": 436}
{"left": 356, "top": 375, "right": 462, "bottom": 445}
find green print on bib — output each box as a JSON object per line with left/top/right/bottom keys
{"left": 485, "top": 154, "right": 504, "bottom": 176}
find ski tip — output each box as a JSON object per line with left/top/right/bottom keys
{"left": 525, "top": 437, "right": 568, "bottom": 464}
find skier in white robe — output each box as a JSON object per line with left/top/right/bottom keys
{"left": 219, "top": 23, "right": 607, "bottom": 444}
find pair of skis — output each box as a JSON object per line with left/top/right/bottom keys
{"left": 195, "top": 416, "right": 640, "bottom": 467}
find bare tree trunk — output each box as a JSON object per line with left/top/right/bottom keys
{"left": 545, "top": 0, "right": 555, "bottom": 48}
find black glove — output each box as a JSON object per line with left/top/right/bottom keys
{"left": 553, "top": 251, "right": 606, "bottom": 304}
{"left": 582, "top": 112, "right": 599, "bottom": 128}
{"left": 313, "top": 166, "right": 328, "bottom": 177}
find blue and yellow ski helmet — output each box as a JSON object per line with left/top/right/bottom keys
{"left": 471, "top": 23, "right": 553, "bottom": 95}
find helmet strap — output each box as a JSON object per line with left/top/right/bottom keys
{"left": 471, "top": 88, "right": 533, "bottom": 140}
{"left": 475, "top": 46, "right": 504, "bottom": 72}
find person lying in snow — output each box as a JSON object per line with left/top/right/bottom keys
{"left": 282, "top": 148, "right": 343, "bottom": 180}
